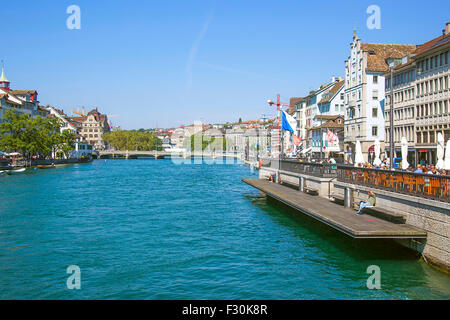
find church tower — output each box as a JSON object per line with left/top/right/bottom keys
{"left": 0, "top": 65, "right": 10, "bottom": 91}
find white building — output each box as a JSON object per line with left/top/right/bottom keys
{"left": 344, "top": 31, "right": 417, "bottom": 163}
{"left": 0, "top": 67, "right": 47, "bottom": 119}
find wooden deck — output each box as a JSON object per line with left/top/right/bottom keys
{"left": 243, "top": 179, "right": 427, "bottom": 239}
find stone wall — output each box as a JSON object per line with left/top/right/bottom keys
{"left": 334, "top": 182, "right": 449, "bottom": 273}
{"left": 259, "top": 167, "right": 335, "bottom": 198}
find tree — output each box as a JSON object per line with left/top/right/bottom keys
{"left": 0, "top": 109, "right": 76, "bottom": 159}
{"left": 103, "top": 130, "right": 161, "bottom": 151}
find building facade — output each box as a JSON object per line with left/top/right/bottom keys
{"left": 344, "top": 31, "right": 417, "bottom": 163}
{"left": 69, "top": 108, "right": 111, "bottom": 150}
{"left": 0, "top": 67, "right": 48, "bottom": 119}
{"left": 384, "top": 23, "right": 450, "bottom": 166}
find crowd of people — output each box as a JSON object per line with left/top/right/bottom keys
{"left": 353, "top": 161, "right": 448, "bottom": 175}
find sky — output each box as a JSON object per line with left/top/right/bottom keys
{"left": 1, "top": 0, "right": 449, "bottom": 129}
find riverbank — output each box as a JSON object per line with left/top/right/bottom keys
{"left": 255, "top": 162, "right": 450, "bottom": 275}
{"left": 1, "top": 158, "right": 92, "bottom": 170}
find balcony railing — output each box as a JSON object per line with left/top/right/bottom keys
{"left": 262, "top": 159, "right": 337, "bottom": 178}
{"left": 336, "top": 165, "right": 450, "bottom": 203}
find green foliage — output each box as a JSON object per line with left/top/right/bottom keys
{"left": 103, "top": 130, "right": 162, "bottom": 151}
{"left": 0, "top": 110, "right": 76, "bottom": 158}
{"left": 183, "top": 134, "right": 234, "bottom": 151}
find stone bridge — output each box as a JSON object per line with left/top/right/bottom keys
{"left": 96, "top": 150, "right": 242, "bottom": 160}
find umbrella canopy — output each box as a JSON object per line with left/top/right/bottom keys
{"left": 0, "top": 151, "right": 5, "bottom": 155}
{"left": 445, "top": 139, "right": 450, "bottom": 170}
{"left": 401, "top": 137, "right": 409, "bottom": 170}
{"left": 373, "top": 139, "right": 382, "bottom": 167}
{"left": 6, "top": 152, "right": 21, "bottom": 156}
{"left": 436, "top": 133, "right": 445, "bottom": 170}
{"left": 354, "top": 140, "right": 364, "bottom": 167}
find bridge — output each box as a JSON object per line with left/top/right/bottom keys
{"left": 96, "top": 150, "right": 243, "bottom": 160}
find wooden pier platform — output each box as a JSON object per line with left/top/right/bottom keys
{"left": 243, "top": 179, "right": 427, "bottom": 239}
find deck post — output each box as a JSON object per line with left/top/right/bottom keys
{"left": 275, "top": 170, "right": 280, "bottom": 184}
{"left": 299, "top": 176, "right": 304, "bottom": 192}
{"left": 344, "top": 187, "right": 353, "bottom": 208}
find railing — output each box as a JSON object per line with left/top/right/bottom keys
{"left": 262, "top": 159, "right": 337, "bottom": 178}
{"left": 336, "top": 165, "right": 450, "bottom": 203}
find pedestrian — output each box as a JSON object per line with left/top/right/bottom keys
{"left": 357, "top": 191, "right": 376, "bottom": 214}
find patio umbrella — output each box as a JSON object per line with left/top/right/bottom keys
{"left": 0, "top": 151, "right": 5, "bottom": 155}
{"left": 445, "top": 140, "right": 450, "bottom": 170}
{"left": 354, "top": 140, "right": 364, "bottom": 167}
{"left": 436, "top": 133, "right": 445, "bottom": 170}
{"left": 373, "top": 139, "right": 382, "bottom": 167}
{"left": 401, "top": 137, "right": 409, "bottom": 170}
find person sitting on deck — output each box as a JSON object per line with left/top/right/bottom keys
{"left": 357, "top": 191, "right": 376, "bottom": 214}
{"left": 268, "top": 173, "right": 276, "bottom": 183}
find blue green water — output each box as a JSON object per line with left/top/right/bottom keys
{"left": 0, "top": 159, "right": 449, "bottom": 299}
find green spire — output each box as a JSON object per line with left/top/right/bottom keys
{"left": 0, "top": 65, "right": 9, "bottom": 83}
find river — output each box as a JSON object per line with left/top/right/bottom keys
{"left": 0, "top": 159, "right": 449, "bottom": 299}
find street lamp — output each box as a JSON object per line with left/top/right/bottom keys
{"left": 389, "top": 64, "right": 395, "bottom": 170}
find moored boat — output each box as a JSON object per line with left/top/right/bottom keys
{"left": 6, "top": 168, "right": 26, "bottom": 174}
{"left": 37, "top": 164, "right": 56, "bottom": 169}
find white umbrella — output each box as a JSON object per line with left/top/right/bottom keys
{"left": 354, "top": 140, "right": 364, "bottom": 167}
{"left": 401, "top": 137, "right": 409, "bottom": 170}
{"left": 436, "top": 133, "right": 445, "bottom": 170}
{"left": 445, "top": 139, "right": 450, "bottom": 170}
{"left": 373, "top": 139, "right": 382, "bottom": 167}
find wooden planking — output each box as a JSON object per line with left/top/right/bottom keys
{"left": 243, "top": 179, "right": 427, "bottom": 239}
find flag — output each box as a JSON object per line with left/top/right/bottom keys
{"left": 282, "top": 111, "right": 297, "bottom": 133}
{"left": 292, "top": 135, "right": 301, "bottom": 146}
{"left": 327, "top": 129, "right": 338, "bottom": 143}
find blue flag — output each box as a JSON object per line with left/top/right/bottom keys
{"left": 282, "top": 111, "right": 297, "bottom": 133}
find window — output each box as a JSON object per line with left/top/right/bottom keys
{"left": 372, "top": 126, "right": 378, "bottom": 136}
{"left": 373, "top": 75, "right": 378, "bottom": 84}
{"left": 372, "top": 107, "right": 378, "bottom": 118}
{"left": 372, "top": 90, "right": 378, "bottom": 100}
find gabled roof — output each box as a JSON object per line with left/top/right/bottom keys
{"left": 318, "top": 81, "right": 345, "bottom": 104}
{"left": 310, "top": 119, "right": 344, "bottom": 130}
{"left": 361, "top": 43, "right": 418, "bottom": 72}
{"left": 314, "top": 115, "right": 344, "bottom": 121}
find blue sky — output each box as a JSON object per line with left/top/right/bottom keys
{"left": 1, "top": 0, "right": 449, "bottom": 129}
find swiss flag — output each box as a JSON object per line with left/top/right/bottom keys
{"left": 293, "top": 135, "right": 301, "bottom": 146}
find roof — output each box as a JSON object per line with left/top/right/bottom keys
{"left": 361, "top": 43, "right": 417, "bottom": 72}
{"left": 287, "top": 97, "right": 304, "bottom": 115}
{"left": 311, "top": 120, "right": 344, "bottom": 130}
{"left": 318, "top": 81, "right": 345, "bottom": 104}
{"left": 10, "top": 90, "right": 37, "bottom": 96}
{"left": 414, "top": 33, "right": 450, "bottom": 57}
{"left": 382, "top": 32, "right": 450, "bottom": 74}
{"left": 314, "top": 115, "right": 344, "bottom": 121}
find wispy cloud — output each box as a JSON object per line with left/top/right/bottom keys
{"left": 185, "top": 8, "right": 215, "bottom": 93}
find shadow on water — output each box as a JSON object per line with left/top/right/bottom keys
{"left": 244, "top": 193, "right": 420, "bottom": 262}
